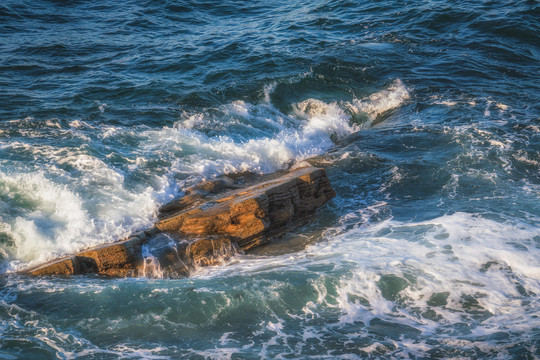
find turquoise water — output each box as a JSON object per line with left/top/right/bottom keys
{"left": 1, "top": 0, "right": 540, "bottom": 358}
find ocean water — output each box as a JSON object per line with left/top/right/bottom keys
{"left": 1, "top": 0, "right": 539, "bottom": 358}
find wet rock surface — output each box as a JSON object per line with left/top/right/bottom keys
{"left": 23, "top": 166, "right": 335, "bottom": 278}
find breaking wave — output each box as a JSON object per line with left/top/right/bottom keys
{"left": 0, "top": 80, "right": 410, "bottom": 269}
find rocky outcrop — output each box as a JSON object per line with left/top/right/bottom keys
{"left": 26, "top": 233, "right": 148, "bottom": 277}
{"left": 156, "top": 166, "right": 335, "bottom": 249}
{"left": 23, "top": 166, "right": 335, "bottom": 278}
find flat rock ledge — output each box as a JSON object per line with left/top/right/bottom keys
{"left": 22, "top": 166, "right": 335, "bottom": 278}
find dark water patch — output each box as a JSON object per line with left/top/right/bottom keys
{"left": 377, "top": 274, "right": 409, "bottom": 302}
{"left": 427, "top": 292, "right": 450, "bottom": 307}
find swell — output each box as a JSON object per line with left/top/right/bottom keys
{"left": 2, "top": 0, "right": 537, "bottom": 123}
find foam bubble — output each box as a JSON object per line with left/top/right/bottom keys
{"left": 347, "top": 79, "right": 410, "bottom": 121}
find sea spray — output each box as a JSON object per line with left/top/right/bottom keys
{"left": 148, "top": 79, "right": 411, "bottom": 178}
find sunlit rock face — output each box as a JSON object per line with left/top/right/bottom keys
{"left": 23, "top": 166, "right": 335, "bottom": 278}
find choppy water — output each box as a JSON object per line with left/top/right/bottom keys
{"left": 1, "top": 0, "right": 539, "bottom": 358}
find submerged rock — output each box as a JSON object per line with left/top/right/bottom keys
{"left": 23, "top": 166, "right": 335, "bottom": 278}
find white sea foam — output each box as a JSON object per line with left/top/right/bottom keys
{"left": 319, "top": 212, "right": 540, "bottom": 335}
{"left": 346, "top": 78, "right": 410, "bottom": 121}
{"left": 434, "top": 100, "right": 457, "bottom": 107}
{"left": 0, "top": 155, "right": 160, "bottom": 270}
{"left": 146, "top": 79, "right": 410, "bottom": 178}
{"left": 189, "top": 210, "right": 540, "bottom": 351}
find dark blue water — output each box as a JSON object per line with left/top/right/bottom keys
{"left": 1, "top": 0, "right": 540, "bottom": 358}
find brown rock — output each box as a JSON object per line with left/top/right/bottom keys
{"left": 27, "top": 256, "right": 78, "bottom": 276}
{"left": 22, "top": 166, "right": 335, "bottom": 277}
{"left": 23, "top": 233, "right": 147, "bottom": 277}
{"left": 137, "top": 233, "right": 191, "bottom": 278}
{"left": 77, "top": 233, "right": 146, "bottom": 277}
{"left": 158, "top": 176, "right": 237, "bottom": 219}
{"left": 156, "top": 166, "right": 335, "bottom": 250}
{"left": 187, "top": 236, "right": 237, "bottom": 267}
